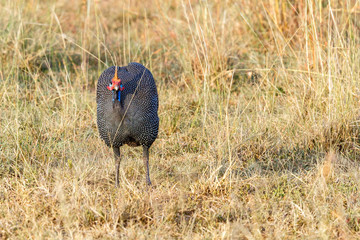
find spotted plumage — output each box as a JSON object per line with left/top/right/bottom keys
{"left": 96, "top": 62, "right": 159, "bottom": 186}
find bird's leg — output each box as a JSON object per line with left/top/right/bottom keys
{"left": 142, "top": 146, "right": 152, "bottom": 186}
{"left": 113, "top": 147, "right": 121, "bottom": 187}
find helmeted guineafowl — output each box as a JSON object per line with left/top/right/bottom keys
{"left": 96, "top": 62, "right": 159, "bottom": 186}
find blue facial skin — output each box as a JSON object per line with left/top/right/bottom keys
{"left": 117, "top": 84, "right": 123, "bottom": 102}
{"left": 118, "top": 91, "right": 121, "bottom": 102}
{"left": 111, "top": 84, "right": 123, "bottom": 102}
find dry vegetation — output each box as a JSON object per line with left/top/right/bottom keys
{"left": 1, "top": 0, "right": 360, "bottom": 239}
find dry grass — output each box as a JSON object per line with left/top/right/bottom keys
{"left": 1, "top": 0, "right": 360, "bottom": 239}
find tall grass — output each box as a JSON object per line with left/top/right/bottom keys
{"left": 1, "top": 0, "right": 360, "bottom": 238}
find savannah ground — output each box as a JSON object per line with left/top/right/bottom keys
{"left": 1, "top": 0, "right": 360, "bottom": 239}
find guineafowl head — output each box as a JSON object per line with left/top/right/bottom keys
{"left": 106, "top": 66, "right": 124, "bottom": 102}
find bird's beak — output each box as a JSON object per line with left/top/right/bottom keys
{"left": 112, "top": 90, "right": 117, "bottom": 102}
